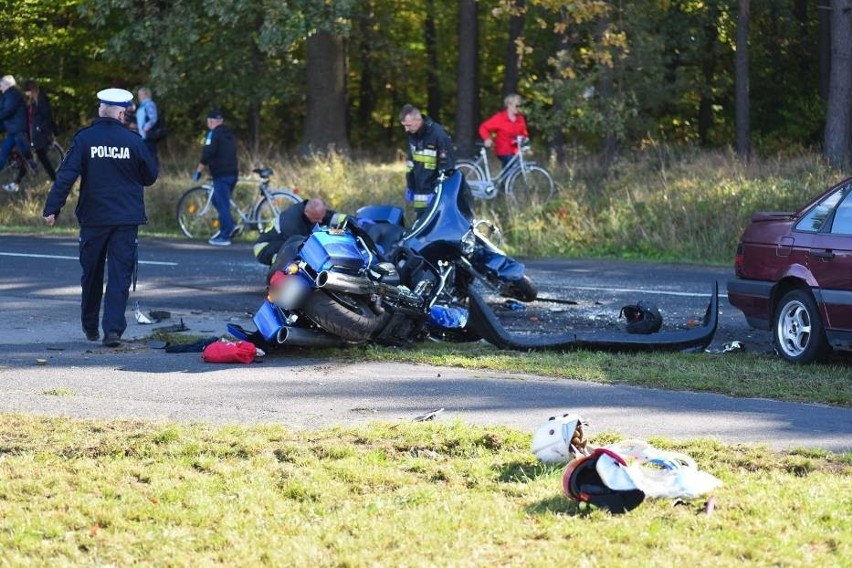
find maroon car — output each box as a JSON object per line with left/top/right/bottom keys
{"left": 727, "top": 178, "right": 852, "bottom": 363}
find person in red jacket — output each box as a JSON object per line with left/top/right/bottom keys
{"left": 477, "top": 93, "right": 528, "bottom": 169}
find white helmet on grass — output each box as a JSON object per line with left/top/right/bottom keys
{"left": 531, "top": 413, "right": 589, "bottom": 464}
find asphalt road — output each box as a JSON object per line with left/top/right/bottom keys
{"left": 0, "top": 233, "right": 849, "bottom": 452}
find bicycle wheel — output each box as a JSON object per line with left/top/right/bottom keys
{"left": 176, "top": 186, "right": 217, "bottom": 239}
{"left": 45, "top": 141, "right": 65, "bottom": 173}
{"left": 506, "top": 164, "right": 555, "bottom": 208}
{"left": 26, "top": 141, "right": 65, "bottom": 186}
{"left": 252, "top": 190, "right": 303, "bottom": 233}
{"left": 456, "top": 160, "right": 484, "bottom": 183}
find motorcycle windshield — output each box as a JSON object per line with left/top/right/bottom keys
{"left": 404, "top": 170, "right": 473, "bottom": 253}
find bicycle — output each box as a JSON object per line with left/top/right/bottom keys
{"left": 176, "top": 167, "right": 303, "bottom": 240}
{"left": 0, "top": 139, "right": 65, "bottom": 191}
{"left": 455, "top": 136, "right": 554, "bottom": 208}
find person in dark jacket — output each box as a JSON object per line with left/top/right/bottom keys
{"left": 0, "top": 75, "right": 38, "bottom": 192}
{"left": 23, "top": 80, "right": 59, "bottom": 181}
{"left": 254, "top": 198, "right": 346, "bottom": 277}
{"left": 193, "top": 108, "right": 239, "bottom": 246}
{"left": 399, "top": 103, "right": 455, "bottom": 218}
{"left": 42, "top": 88, "right": 159, "bottom": 347}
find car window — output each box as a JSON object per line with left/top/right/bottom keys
{"left": 796, "top": 183, "right": 850, "bottom": 233}
{"left": 830, "top": 187, "right": 852, "bottom": 235}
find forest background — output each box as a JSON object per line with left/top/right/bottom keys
{"left": 2, "top": 0, "right": 851, "bottom": 262}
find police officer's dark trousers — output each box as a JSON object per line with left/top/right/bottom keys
{"left": 79, "top": 225, "right": 137, "bottom": 337}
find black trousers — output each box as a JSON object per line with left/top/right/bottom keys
{"left": 79, "top": 225, "right": 138, "bottom": 336}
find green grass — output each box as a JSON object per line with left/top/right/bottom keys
{"left": 0, "top": 415, "right": 848, "bottom": 565}
{"left": 1, "top": 147, "right": 845, "bottom": 263}
{"left": 277, "top": 342, "right": 850, "bottom": 407}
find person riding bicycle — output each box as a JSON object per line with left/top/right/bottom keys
{"left": 0, "top": 75, "right": 38, "bottom": 192}
{"left": 478, "top": 93, "right": 528, "bottom": 169}
{"left": 193, "top": 108, "right": 239, "bottom": 246}
{"left": 399, "top": 104, "right": 455, "bottom": 219}
{"left": 253, "top": 197, "right": 347, "bottom": 280}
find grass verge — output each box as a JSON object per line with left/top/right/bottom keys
{"left": 1, "top": 148, "right": 846, "bottom": 263}
{"left": 296, "top": 342, "right": 852, "bottom": 407}
{"left": 0, "top": 415, "right": 848, "bottom": 565}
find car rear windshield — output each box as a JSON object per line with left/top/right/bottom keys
{"left": 795, "top": 183, "right": 851, "bottom": 233}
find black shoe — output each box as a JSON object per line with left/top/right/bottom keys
{"left": 102, "top": 332, "right": 121, "bottom": 347}
{"left": 84, "top": 328, "right": 100, "bottom": 341}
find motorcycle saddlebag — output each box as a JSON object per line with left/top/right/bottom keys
{"left": 301, "top": 230, "right": 369, "bottom": 273}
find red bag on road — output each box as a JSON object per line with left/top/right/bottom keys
{"left": 202, "top": 339, "right": 258, "bottom": 364}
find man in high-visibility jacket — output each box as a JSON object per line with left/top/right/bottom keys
{"left": 399, "top": 103, "right": 455, "bottom": 218}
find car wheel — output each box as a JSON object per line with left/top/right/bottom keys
{"left": 773, "top": 289, "right": 831, "bottom": 364}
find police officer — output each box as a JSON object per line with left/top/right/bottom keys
{"left": 42, "top": 88, "right": 158, "bottom": 347}
{"left": 254, "top": 198, "right": 346, "bottom": 280}
{"left": 399, "top": 104, "right": 455, "bottom": 218}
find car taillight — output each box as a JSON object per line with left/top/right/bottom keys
{"left": 734, "top": 243, "right": 744, "bottom": 277}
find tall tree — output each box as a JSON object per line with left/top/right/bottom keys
{"left": 455, "top": 0, "right": 479, "bottom": 157}
{"left": 302, "top": 30, "right": 351, "bottom": 155}
{"left": 425, "top": 0, "right": 442, "bottom": 121}
{"left": 824, "top": 0, "right": 852, "bottom": 168}
{"left": 502, "top": 0, "right": 526, "bottom": 97}
{"left": 698, "top": 1, "right": 719, "bottom": 146}
{"left": 735, "top": 0, "right": 751, "bottom": 160}
{"left": 818, "top": 0, "right": 832, "bottom": 101}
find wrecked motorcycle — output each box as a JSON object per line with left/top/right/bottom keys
{"left": 235, "top": 170, "right": 718, "bottom": 352}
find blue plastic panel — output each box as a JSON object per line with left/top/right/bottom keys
{"left": 301, "top": 230, "right": 368, "bottom": 272}
{"left": 252, "top": 300, "right": 286, "bottom": 341}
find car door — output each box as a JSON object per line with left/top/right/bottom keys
{"left": 804, "top": 183, "right": 852, "bottom": 331}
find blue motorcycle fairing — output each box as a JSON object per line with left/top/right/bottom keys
{"left": 355, "top": 204, "right": 406, "bottom": 226}
{"left": 300, "top": 228, "right": 369, "bottom": 273}
{"left": 472, "top": 248, "right": 525, "bottom": 282}
{"left": 403, "top": 171, "right": 475, "bottom": 258}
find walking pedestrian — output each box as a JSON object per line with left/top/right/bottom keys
{"left": 42, "top": 88, "right": 158, "bottom": 347}
{"left": 0, "top": 75, "right": 38, "bottom": 192}
{"left": 478, "top": 93, "right": 529, "bottom": 169}
{"left": 192, "top": 108, "right": 239, "bottom": 246}
{"left": 136, "top": 86, "right": 159, "bottom": 167}
{"left": 23, "top": 79, "right": 59, "bottom": 181}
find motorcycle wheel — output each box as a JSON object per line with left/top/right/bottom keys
{"left": 302, "top": 290, "right": 389, "bottom": 342}
{"left": 500, "top": 275, "right": 538, "bottom": 302}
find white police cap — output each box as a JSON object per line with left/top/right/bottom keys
{"left": 97, "top": 88, "right": 134, "bottom": 108}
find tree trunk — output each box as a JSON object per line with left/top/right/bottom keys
{"left": 454, "top": 0, "right": 479, "bottom": 158}
{"left": 818, "top": 0, "right": 832, "bottom": 101}
{"left": 597, "top": 12, "right": 617, "bottom": 170}
{"left": 356, "top": 2, "right": 376, "bottom": 135}
{"left": 735, "top": 0, "right": 750, "bottom": 160}
{"left": 549, "top": 8, "right": 572, "bottom": 164}
{"left": 698, "top": 2, "right": 719, "bottom": 146}
{"left": 824, "top": 0, "right": 852, "bottom": 168}
{"left": 247, "top": 10, "right": 264, "bottom": 156}
{"left": 502, "top": 0, "right": 525, "bottom": 98}
{"left": 425, "top": 0, "right": 442, "bottom": 122}
{"left": 302, "top": 30, "right": 350, "bottom": 156}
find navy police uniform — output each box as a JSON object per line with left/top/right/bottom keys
{"left": 42, "top": 88, "right": 158, "bottom": 344}
{"left": 405, "top": 116, "right": 455, "bottom": 214}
